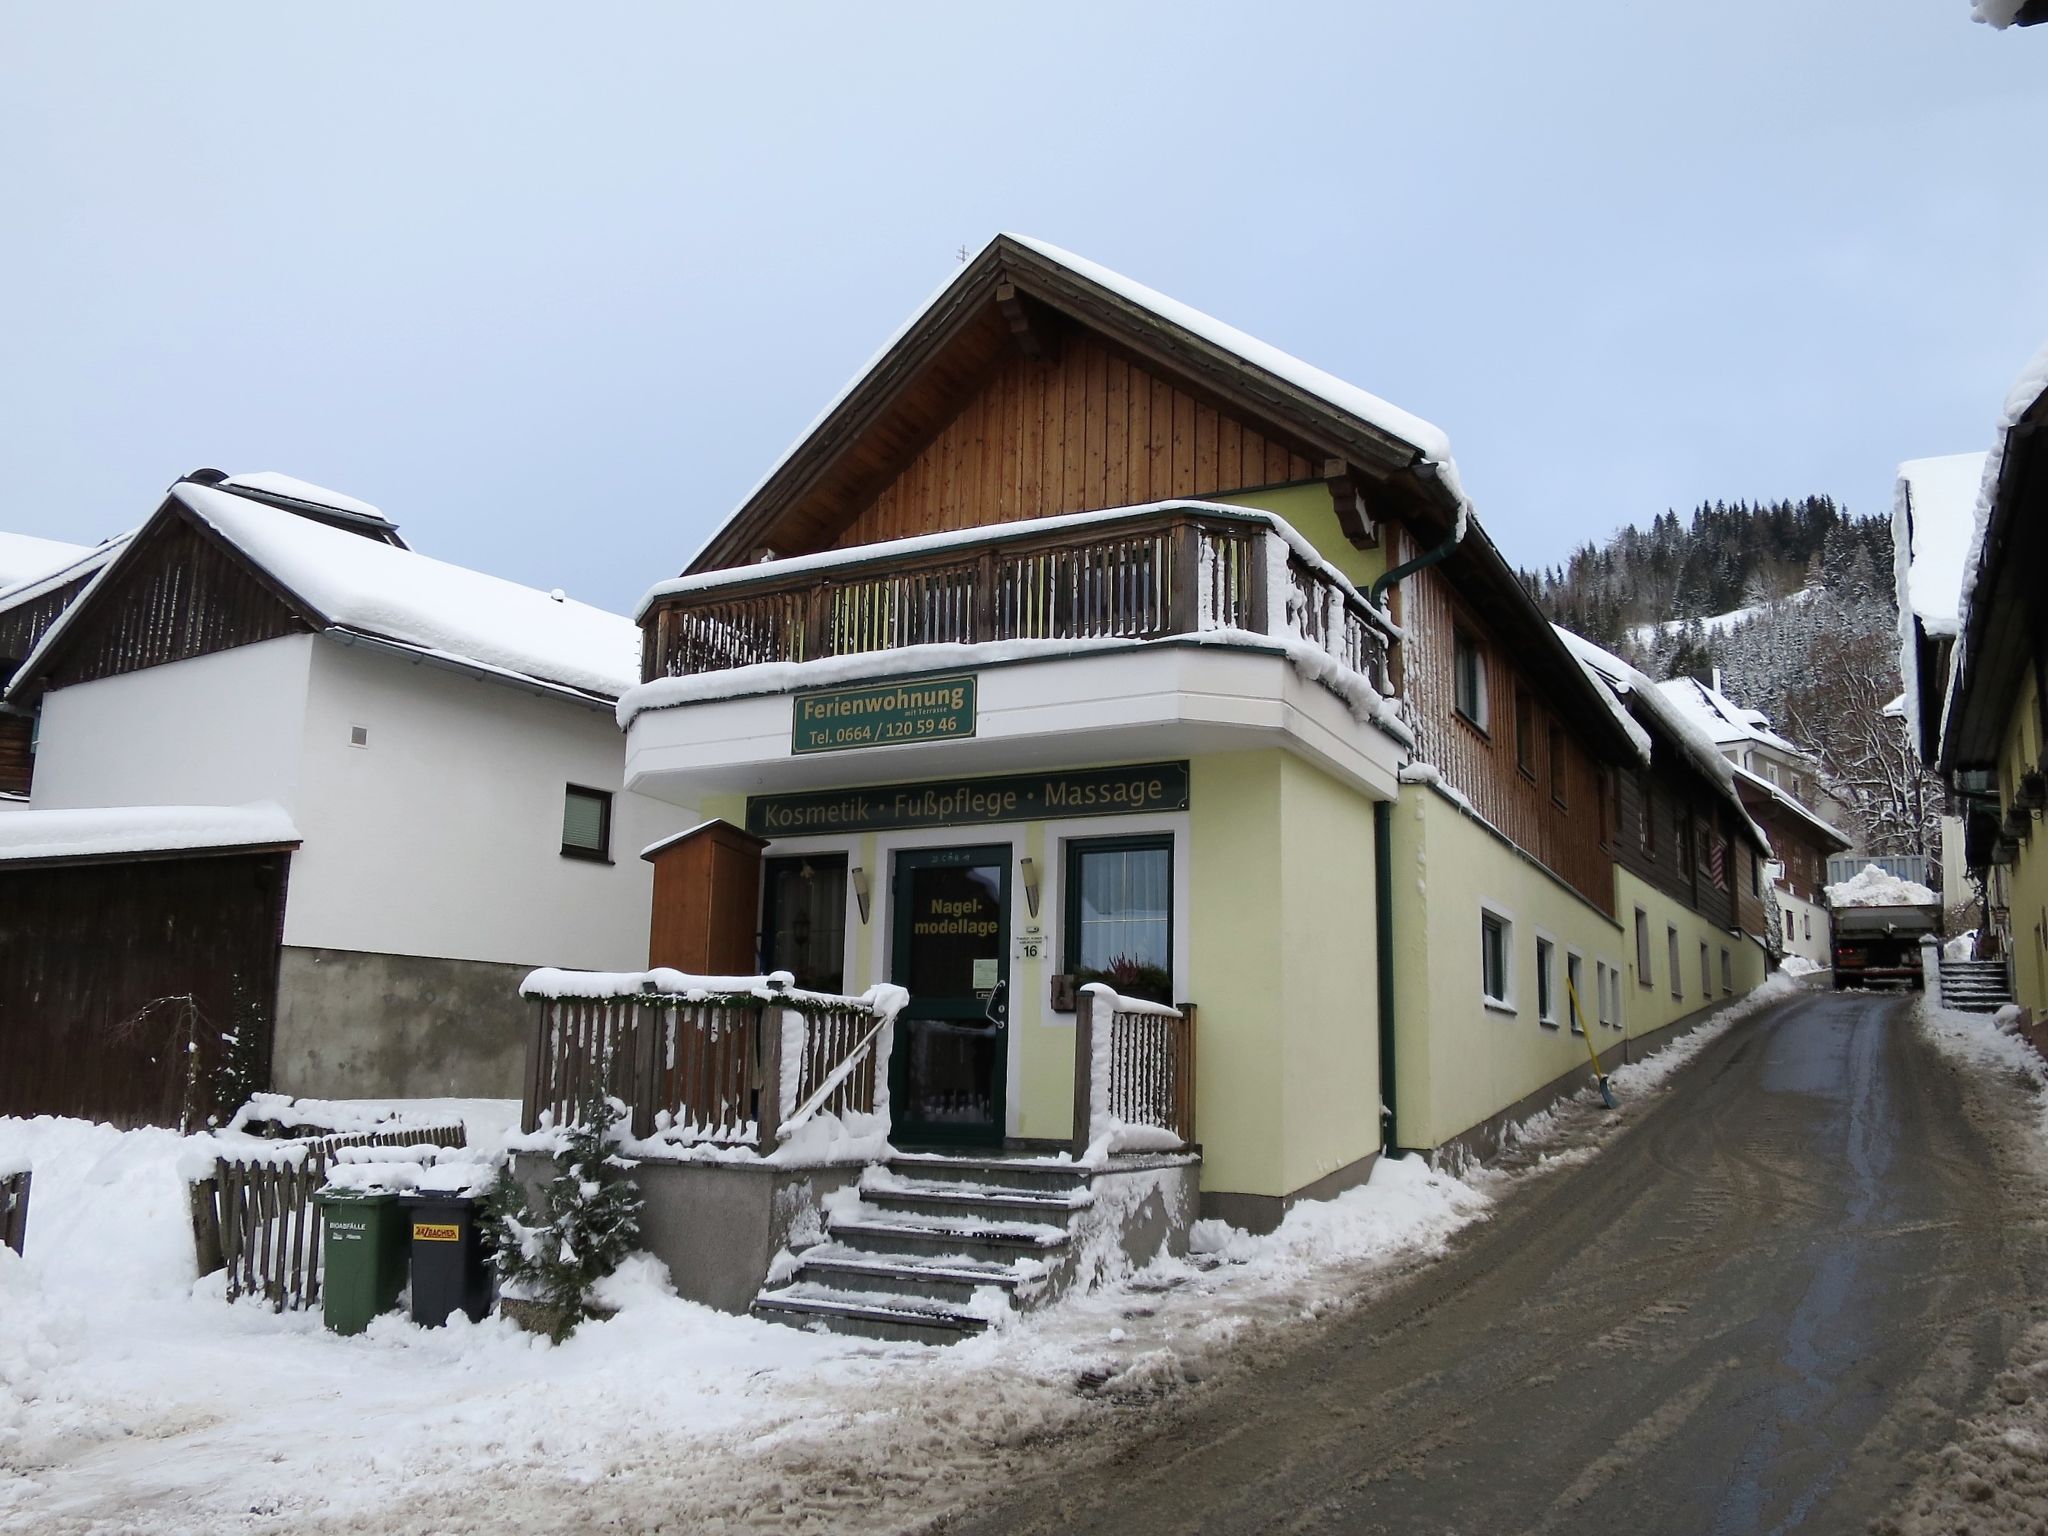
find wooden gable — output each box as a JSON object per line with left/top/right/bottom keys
{"left": 32, "top": 509, "right": 316, "bottom": 694}
{"left": 832, "top": 331, "right": 1323, "bottom": 549}
{"left": 690, "top": 237, "right": 1444, "bottom": 573}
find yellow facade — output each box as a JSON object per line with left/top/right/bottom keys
{"left": 1389, "top": 782, "right": 1629, "bottom": 1148}
{"left": 1997, "top": 663, "right": 2048, "bottom": 1012}
{"left": 1613, "top": 869, "right": 1769, "bottom": 1041}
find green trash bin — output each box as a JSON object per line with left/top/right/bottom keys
{"left": 316, "top": 1189, "right": 408, "bottom": 1335}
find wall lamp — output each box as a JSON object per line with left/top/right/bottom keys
{"left": 850, "top": 865, "right": 871, "bottom": 924}
{"left": 1018, "top": 856, "right": 1041, "bottom": 919}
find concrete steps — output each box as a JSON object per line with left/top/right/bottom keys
{"left": 751, "top": 1153, "right": 1094, "bottom": 1344}
{"left": 1941, "top": 959, "right": 2013, "bottom": 1013}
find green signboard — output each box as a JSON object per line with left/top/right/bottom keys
{"left": 747, "top": 762, "right": 1190, "bottom": 837}
{"left": 792, "top": 675, "right": 977, "bottom": 755}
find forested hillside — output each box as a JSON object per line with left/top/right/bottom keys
{"left": 1520, "top": 497, "right": 1936, "bottom": 862}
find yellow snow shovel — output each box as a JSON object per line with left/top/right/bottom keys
{"left": 1565, "top": 974, "right": 1616, "bottom": 1109}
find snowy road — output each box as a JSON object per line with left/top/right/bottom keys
{"left": 944, "top": 990, "right": 2048, "bottom": 1535}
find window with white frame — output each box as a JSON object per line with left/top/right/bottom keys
{"left": 1599, "top": 963, "right": 1621, "bottom": 1029}
{"left": 1536, "top": 937, "right": 1557, "bottom": 1026}
{"left": 1635, "top": 908, "right": 1653, "bottom": 988}
{"left": 1481, "top": 908, "right": 1512, "bottom": 1008}
{"left": 1721, "top": 947, "right": 1732, "bottom": 994}
{"left": 1668, "top": 926, "right": 1682, "bottom": 999}
{"left": 1566, "top": 951, "right": 1585, "bottom": 1034}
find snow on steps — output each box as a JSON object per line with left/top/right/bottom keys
{"left": 752, "top": 1152, "right": 1185, "bottom": 1345}
{"left": 1941, "top": 960, "right": 2014, "bottom": 1013}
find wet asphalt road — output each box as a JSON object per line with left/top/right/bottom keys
{"left": 946, "top": 989, "right": 2048, "bottom": 1536}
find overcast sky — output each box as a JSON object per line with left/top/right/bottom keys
{"left": 2, "top": 4, "right": 2042, "bottom": 612}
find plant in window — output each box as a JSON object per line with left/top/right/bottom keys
{"left": 1076, "top": 952, "right": 1173, "bottom": 1006}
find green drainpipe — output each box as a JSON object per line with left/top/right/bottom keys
{"left": 1374, "top": 799, "right": 1400, "bottom": 1156}
{"left": 1369, "top": 515, "right": 1460, "bottom": 1160}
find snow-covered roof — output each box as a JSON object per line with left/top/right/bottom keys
{"left": 0, "top": 532, "right": 132, "bottom": 619}
{"left": 222, "top": 471, "right": 389, "bottom": 525}
{"left": 1942, "top": 338, "right": 2048, "bottom": 760}
{"left": 16, "top": 483, "right": 640, "bottom": 704}
{"left": 1731, "top": 763, "right": 1849, "bottom": 852}
{"left": 1894, "top": 452, "right": 1985, "bottom": 640}
{"left": 1652, "top": 675, "right": 1807, "bottom": 760}
{"left": 0, "top": 531, "right": 94, "bottom": 590}
{"left": 1554, "top": 626, "right": 1770, "bottom": 852}
{"left": 0, "top": 802, "right": 300, "bottom": 865}
{"left": 694, "top": 234, "right": 1474, "bottom": 570}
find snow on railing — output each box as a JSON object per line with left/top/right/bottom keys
{"left": 634, "top": 502, "right": 1396, "bottom": 715}
{"left": 1071, "top": 983, "right": 1197, "bottom": 1162}
{"left": 517, "top": 968, "right": 908, "bottom": 1159}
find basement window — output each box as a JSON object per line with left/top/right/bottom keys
{"left": 1565, "top": 951, "right": 1585, "bottom": 1034}
{"left": 1536, "top": 936, "right": 1557, "bottom": 1026}
{"left": 561, "top": 784, "right": 613, "bottom": 863}
{"left": 1635, "top": 908, "right": 1653, "bottom": 988}
{"left": 1700, "top": 941, "right": 1711, "bottom": 998}
{"left": 1721, "top": 948, "right": 1733, "bottom": 995}
{"left": 1668, "top": 926, "right": 1683, "bottom": 999}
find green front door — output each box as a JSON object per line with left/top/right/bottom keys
{"left": 889, "top": 845, "right": 1011, "bottom": 1147}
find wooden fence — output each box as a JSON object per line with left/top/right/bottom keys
{"left": 1, "top": 1169, "right": 28, "bottom": 1256}
{"left": 1071, "top": 987, "right": 1198, "bottom": 1157}
{"left": 193, "top": 1122, "right": 467, "bottom": 1311}
{"left": 522, "top": 985, "right": 897, "bottom": 1152}
{"left": 642, "top": 505, "right": 1392, "bottom": 694}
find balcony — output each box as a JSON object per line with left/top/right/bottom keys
{"left": 626, "top": 502, "right": 1407, "bottom": 801}
{"left": 640, "top": 502, "right": 1394, "bottom": 691}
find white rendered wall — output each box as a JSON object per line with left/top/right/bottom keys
{"left": 282, "top": 640, "right": 674, "bottom": 969}
{"left": 29, "top": 635, "right": 316, "bottom": 812}
{"left": 1775, "top": 884, "right": 1833, "bottom": 971}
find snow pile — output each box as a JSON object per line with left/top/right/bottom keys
{"left": 1781, "top": 954, "right": 1823, "bottom": 977}
{"left": 1190, "top": 1153, "right": 1487, "bottom": 1274}
{"left": 221, "top": 471, "right": 388, "bottom": 524}
{"left": 1948, "top": 930, "right": 1980, "bottom": 962}
{"left": 0, "top": 801, "right": 297, "bottom": 864}
{"left": 1826, "top": 863, "right": 1938, "bottom": 909}
{"left": 165, "top": 482, "right": 638, "bottom": 700}
{"left": 324, "top": 1143, "right": 499, "bottom": 1197}
{"left": 1944, "top": 339, "right": 2048, "bottom": 752}
{"left": 0, "top": 531, "right": 92, "bottom": 590}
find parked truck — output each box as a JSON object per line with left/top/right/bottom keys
{"left": 1825, "top": 855, "right": 1939, "bottom": 991}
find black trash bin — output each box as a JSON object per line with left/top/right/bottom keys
{"left": 400, "top": 1192, "right": 492, "bottom": 1326}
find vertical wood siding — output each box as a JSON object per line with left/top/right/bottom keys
{"left": 0, "top": 714, "right": 30, "bottom": 797}
{"left": 832, "top": 335, "right": 1318, "bottom": 547}
{"left": 0, "top": 852, "right": 289, "bottom": 1127}
{"left": 0, "top": 573, "right": 94, "bottom": 672}
{"left": 1391, "top": 528, "right": 1616, "bottom": 917}
{"left": 43, "top": 519, "right": 304, "bottom": 690}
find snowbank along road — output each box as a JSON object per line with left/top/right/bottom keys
{"left": 941, "top": 989, "right": 2048, "bottom": 1535}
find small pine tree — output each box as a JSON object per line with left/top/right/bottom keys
{"left": 485, "top": 1060, "right": 642, "bottom": 1342}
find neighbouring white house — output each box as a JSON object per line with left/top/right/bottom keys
{"left": 0, "top": 530, "right": 132, "bottom": 804}
{"left": 1651, "top": 674, "right": 1851, "bottom": 971}
{"left": 0, "top": 470, "right": 682, "bottom": 1124}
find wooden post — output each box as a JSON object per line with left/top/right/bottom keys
{"left": 1070, "top": 988, "right": 1097, "bottom": 1159}
{"left": 631, "top": 1004, "right": 662, "bottom": 1140}
{"left": 521, "top": 998, "right": 549, "bottom": 1134}
{"left": 757, "top": 1004, "right": 789, "bottom": 1154}
{"left": 975, "top": 548, "right": 997, "bottom": 642}
{"left": 1169, "top": 520, "right": 1200, "bottom": 635}
{"left": 1246, "top": 529, "right": 1270, "bottom": 636}
{"left": 804, "top": 583, "right": 830, "bottom": 662}
{"left": 189, "top": 1175, "right": 223, "bottom": 1275}
{"left": 1178, "top": 1003, "right": 1198, "bottom": 1148}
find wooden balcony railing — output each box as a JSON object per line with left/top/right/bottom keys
{"left": 1070, "top": 984, "right": 1197, "bottom": 1158}
{"left": 519, "top": 972, "right": 905, "bottom": 1155}
{"left": 641, "top": 504, "right": 1395, "bottom": 697}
